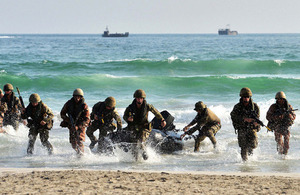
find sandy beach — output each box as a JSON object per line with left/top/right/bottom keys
{"left": 0, "top": 168, "right": 299, "bottom": 194}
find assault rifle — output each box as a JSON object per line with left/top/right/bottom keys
{"left": 16, "top": 87, "right": 25, "bottom": 109}
{"left": 249, "top": 111, "right": 272, "bottom": 132}
{"left": 68, "top": 112, "right": 81, "bottom": 154}
{"left": 275, "top": 109, "right": 298, "bottom": 116}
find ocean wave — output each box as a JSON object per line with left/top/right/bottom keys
{"left": 0, "top": 36, "right": 14, "bottom": 39}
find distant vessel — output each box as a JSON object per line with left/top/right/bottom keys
{"left": 218, "top": 25, "right": 238, "bottom": 35}
{"left": 102, "top": 27, "right": 129, "bottom": 37}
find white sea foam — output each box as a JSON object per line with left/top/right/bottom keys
{"left": 167, "top": 55, "right": 178, "bottom": 63}
{"left": 0, "top": 36, "right": 14, "bottom": 39}
{"left": 274, "top": 59, "right": 285, "bottom": 66}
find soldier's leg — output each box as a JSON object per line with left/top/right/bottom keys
{"left": 238, "top": 131, "right": 248, "bottom": 161}
{"left": 282, "top": 130, "right": 290, "bottom": 155}
{"left": 77, "top": 128, "right": 86, "bottom": 154}
{"left": 86, "top": 122, "right": 99, "bottom": 149}
{"left": 194, "top": 133, "right": 206, "bottom": 152}
{"left": 97, "top": 125, "right": 115, "bottom": 153}
{"left": 11, "top": 114, "right": 20, "bottom": 131}
{"left": 141, "top": 128, "right": 152, "bottom": 160}
{"left": 27, "top": 128, "right": 38, "bottom": 155}
{"left": 248, "top": 130, "right": 258, "bottom": 155}
{"left": 39, "top": 129, "right": 53, "bottom": 154}
{"left": 241, "top": 147, "right": 248, "bottom": 161}
{"left": 274, "top": 131, "right": 283, "bottom": 154}
{"left": 97, "top": 135, "right": 105, "bottom": 153}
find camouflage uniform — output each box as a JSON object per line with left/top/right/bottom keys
{"left": 231, "top": 97, "right": 261, "bottom": 161}
{"left": 1, "top": 91, "right": 22, "bottom": 130}
{"left": 60, "top": 97, "right": 90, "bottom": 154}
{"left": 0, "top": 92, "right": 8, "bottom": 132}
{"left": 86, "top": 101, "right": 122, "bottom": 152}
{"left": 21, "top": 100, "right": 54, "bottom": 155}
{"left": 266, "top": 92, "right": 296, "bottom": 155}
{"left": 123, "top": 99, "right": 164, "bottom": 159}
{"left": 185, "top": 106, "right": 221, "bottom": 152}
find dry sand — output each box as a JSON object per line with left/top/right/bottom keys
{"left": 0, "top": 168, "right": 300, "bottom": 194}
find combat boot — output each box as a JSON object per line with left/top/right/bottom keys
{"left": 142, "top": 151, "right": 148, "bottom": 160}
{"left": 27, "top": 147, "right": 33, "bottom": 155}
{"left": 89, "top": 140, "right": 98, "bottom": 150}
{"left": 241, "top": 148, "right": 248, "bottom": 161}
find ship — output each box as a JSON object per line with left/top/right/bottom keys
{"left": 218, "top": 25, "right": 238, "bottom": 35}
{"left": 102, "top": 26, "right": 129, "bottom": 37}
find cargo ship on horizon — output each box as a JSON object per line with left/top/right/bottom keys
{"left": 102, "top": 26, "right": 129, "bottom": 37}
{"left": 218, "top": 25, "right": 238, "bottom": 35}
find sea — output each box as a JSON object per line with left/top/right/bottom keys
{"left": 0, "top": 33, "right": 300, "bottom": 173}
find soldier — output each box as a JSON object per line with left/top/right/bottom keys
{"left": 123, "top": 89, "right": 166, "bottom": 160}
{"left": 266, "top": 91, "right": 296, "bottom": 155}
{"left": 231, "top": 87, "right": 261, "bottom": 161}
{"left": 180, "top": 101, "right": 221, "bottom": 152}
{"left": 0, "top": 89, "right": 8, "bottom": 133}
{"left": 21, "top": 94, "right": 54, "bottom": 155}
{"left": 86, "top": 96, "right": 122, "bottom": 152}
{"left": 60, "top": 88, "right": 90, "bottom": 155}
{"left": 1, "top": 83, "right": 22, "bottom": 130}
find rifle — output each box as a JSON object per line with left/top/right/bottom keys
{"left": 275, "top": 109, "right": 298, "bottom": 116}
{"left": 68, "top": 112, "right": 81, "bottom": 154}
{"left": 16, "top": 87, "right": 25, "bottom": 109}
{"left": 249, "top": 111, "right": 272, "bottom": 132}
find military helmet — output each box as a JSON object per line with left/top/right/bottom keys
{"left": 133, "top": 89, "right": 146, "bottom": 99}
{"left": 275, "top": 91, "right": 286, "bottom": 99}
{"left": 73, "top": 88, "right": 84, "bottom": 97}
{"left": 194, "top": 101, "right": 206, "bottom": 111}
{"left": 105, "top": 96, "right": 116, "bottom": 108}
{"left": 240, "top": 87, "right": 252, "bottom": 97}
{"left": 3, "top": 83, "right": 13, "bottom": 91}
{"left": 29, "top": 93, "right": 41, "bottom": 103}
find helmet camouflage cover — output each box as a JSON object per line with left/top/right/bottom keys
{"left": 240, "top": 87, "right": 252, "bottom": 97}
{"left": 194, "top": 101, "right": 206, "bottom": 111}
{"left": 105, "top": 96, "right": 116, "bottom": 108}
{"left": 73, "top": 88, "right": 84, "bottom": 97}
{"left": 133, "top": 89, "right": 146, "bottom": 99}
{"left": 29, "top": 93, "right": 41, "bottom": 103}
{"left": 275, "top": 91, "right": 286, "bottom": 99}
{"left": 3, "top": 83, "right": 13, "bottom": 91}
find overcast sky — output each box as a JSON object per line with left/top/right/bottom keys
{"left": 0, "top": 0, "right": 299, "bottom": 34}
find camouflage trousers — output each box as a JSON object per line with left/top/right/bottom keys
{"left": 3, "top": 113, "right": 20, "bottom": 130}
{"left": 86, "top": 121, "right": 116, "bottom": 143}
{"left": 86, "top": 121, "right": 116, "bottom": 152}
{"left": 274, "top": 129, "right": 290, "bottom": 155}
{"left": 128, "top": 123, "right": 152, "bottom": 160}
{"left": 194, "top": 123, "right": 221, "bottom": 152}
{"left": 238, "top": 129, "right": 258, "bottom": 161}
{"left": 69, "top": 126, "right": 85, "bottom": 154}
{"left": 0, "top": 113, "right": 4, "bottom": 133}
{"left": 27, "top": 127, "right": 53, "bottom": 155}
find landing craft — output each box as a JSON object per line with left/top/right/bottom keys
{"left": 92, "top": 110, "right": 184, "bottom": 155}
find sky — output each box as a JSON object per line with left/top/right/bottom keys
{"left": 0, "top": 0, "right": 299, "bottom": 34}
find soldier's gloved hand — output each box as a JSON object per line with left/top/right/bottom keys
{"left": 180, "top": 133, "right": 186, "bottom": 140}
{"left": 183, "top": 126, "right": 189, "bottom": 132}
{"left": 128, "top": 116, "right": 133, "bottom": 122}
{"left": 161, "top": 120, "right": 166, "bottom": 128}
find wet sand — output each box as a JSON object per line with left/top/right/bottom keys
{"left": 0, "top": 168, "right": 300, "bottom": 194}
